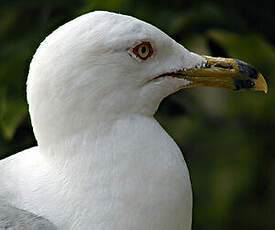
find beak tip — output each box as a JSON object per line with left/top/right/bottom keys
{"left": 256, "top": 73, "right": 268, "bottom": 94}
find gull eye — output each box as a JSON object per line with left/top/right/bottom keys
{"left": 133, "top": 42, "right": 153, "bottom": 60}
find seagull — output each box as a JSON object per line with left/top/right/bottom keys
{"left": 0, "top": 11, "right": 267, "bottom": 230}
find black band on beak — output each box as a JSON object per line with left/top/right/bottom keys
{"left": 234, "top": 59, "right": 259, "bottom": 79}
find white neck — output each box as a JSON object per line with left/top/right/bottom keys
{"left": 35, "top": 115, "right": 193, "bottom": 229}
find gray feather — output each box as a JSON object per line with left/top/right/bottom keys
{"left": 0, "top": 203, "right": 57, "bottom": 230}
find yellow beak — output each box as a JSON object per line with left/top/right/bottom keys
{"left": 175, "top": 55, "right": 268, "bottom": 93}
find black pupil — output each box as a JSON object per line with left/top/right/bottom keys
{"left": 141, "top": 46, "right": 147, "bottom": 54}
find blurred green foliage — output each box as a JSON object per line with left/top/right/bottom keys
{"left": 0, "top": 0, "right": 274, "bottom": 229}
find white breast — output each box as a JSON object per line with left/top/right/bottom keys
{"left": 0, "top": 115, "right": 192, "bottom": 230}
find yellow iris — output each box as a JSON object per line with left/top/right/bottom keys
{"left": 137, "top": 44, "right": 150, "bottom": 58}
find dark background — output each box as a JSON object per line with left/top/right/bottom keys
{"left": 0, "top": 0, "right": 274, "bottom": 229}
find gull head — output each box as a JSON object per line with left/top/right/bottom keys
{"left": 27, "top": 11, "right": 267, "bottom": 146}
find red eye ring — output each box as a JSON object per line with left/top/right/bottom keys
{"left": 132, "top": 41, "right": 153, "bottom": 60}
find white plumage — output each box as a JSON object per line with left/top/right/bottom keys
{"left": 0, "top": 11, "right": 208, "bottom": 229}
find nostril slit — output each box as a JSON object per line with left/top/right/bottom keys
{"left": 214, "top": 64, "right": 233, "bottom": 70}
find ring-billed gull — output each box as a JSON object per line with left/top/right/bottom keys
{"left": 0, "top": 11, "right": 267, "bottom": 229}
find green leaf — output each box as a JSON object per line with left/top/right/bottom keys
{"left": 0, "top": 88, "right": 28, "bottom": 140}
